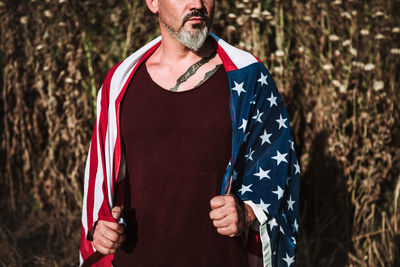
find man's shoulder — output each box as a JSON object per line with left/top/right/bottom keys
{"left": 210, "top": 33, "right": 262, "bottom": 72}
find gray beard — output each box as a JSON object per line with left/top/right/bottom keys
{"left": 161, "top": 20, "right": 209, "bottom": 52}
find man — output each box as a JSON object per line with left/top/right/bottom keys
{"left": 80, "top": 0, "right": 300, "bottom": 266}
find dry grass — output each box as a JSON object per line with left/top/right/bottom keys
{"left": 0, "top": 0, "right": 399, "bottom": 266}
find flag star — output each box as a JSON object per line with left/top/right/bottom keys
{"left": 238, "top": 119, "right": 247, "bottom": 132}
{"left": 254, "top": 167, "right": 271, "bottom": 180}
{"left": 286, "top": 176, "right": 291, "bottom": 186}
{"left": 272, "top": 185, "right": 284, "bottom": 200}
{"left": 289, "top": 139, "right": 295, "bottom": 151}
{"left": 267, "top": 92, "right": 278, "bottom": 107}
{"left": 271, "top": 150, "right": 288, "bottom": 166}
{"left": 232, "top": 81, "right": 246, "bottom": 96}
{"left": 245, "top": 148, "right": 255, "bottom": 162}
{"left": 238, "top": 184, "right": 253, "bottom": 195}
{"left": 294, "top": 161, "right": 301, "bottom": 175}
{"left": 260, "top": 130, "right": 272, "bottom": 145}
{"left": 292, "top": 236, "right": 297, "bottom": 245}
{"left": 282, "top": 253, "right": 295, "bottom": 267}
{"left": 232, "top": 170, "right": 238, "bottom": 180}
{"left": 293, "top": 219, "right": 299, "bottom": 232}
{"left": 287, "top": 196, "right": 295, "bottom": 211}
{"left": 252, "top": 109, "right": 264, "bottom": 123}
{"left": 258, "top": 72, "right": 269, "bottom": 87}
{"left": 276, "top": 114, "right": 288, "bottom": 129}
{"left": 259, "top": 199, "right": 271, "bottom": 213}
{"left": 268, "top": 218, "right": 278, "bottom": 230}
{"left": 281, "top": 212, "right": 287, "bottom": 222}
{"left": 280, "top": 226, "right": 285, "bottom": 234}
{"left": 250, "top": 95, "right": 256, "bottom": 105}
{"left": 243, "top": 132, "right": 250, "bottom": 142}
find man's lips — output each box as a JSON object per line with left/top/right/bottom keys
{"left": 185, "top": 16, "right": 206, "bottom": 24}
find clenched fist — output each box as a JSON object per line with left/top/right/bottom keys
{"left": 93, "top": 206, "right": 125, "bottom": 255}
{"left": 209, "top": 194, "right": 256, "bottom": 237}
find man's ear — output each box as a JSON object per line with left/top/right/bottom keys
{"left": 145, "top": 0, "right": 159, "bottom": 14}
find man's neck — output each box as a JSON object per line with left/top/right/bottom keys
{"left": 145, "top": 29, "right": 222, "bottom": 92}
{"left": 154, "top": 27, "right": 214, "bottom": 66}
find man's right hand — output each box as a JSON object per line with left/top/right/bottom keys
{"left": 93, "top": 206, "right": 125, "bottom": 255}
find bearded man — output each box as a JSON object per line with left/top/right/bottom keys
{"left": 80, "top": 0, "right": 300, "bottom": 266}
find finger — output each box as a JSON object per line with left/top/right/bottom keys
{"left": 96, "top": 245, "right": 117, "bottom": 255}
{"left": 100, "top": 228, "right": 120, "bottom": 243}
{"left": 210, "top": 196, "right": 226, "bottom": 209}
{"left": 217, "top": 224, "right": 238, "bottom": 236}
{"left": 111, "top": 206, "right": 122, "bottom": 220}
{"left": 212, "top": 216, "right": 231, "bottom": 228}
{"left": 102, "top": 221, "right": 122, "bottom": 232}
{"left": 94, "top": 237, "right": 116, "bottom": 253}
{"left": 209, "top": 208, "right": 228, "bottom": 220}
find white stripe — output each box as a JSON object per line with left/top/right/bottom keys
{"left": 244, "top": 200, "right": 272, "bottom": 267}
{"left": 93, "top": 87, "right": 104, "bottom": 223}
{"left": 81, "top": 143, "right": 91, "bottom": 234}
{"left": 105, "top": 36, "right": 163, "bottom": 210}
{"left": 244, "top": 200, "right": 268, "bottom": 225}
{"left": 209, "top": 33, "right": 258, "bottom": 69}
{"left": 260, "top": 222, "right": 272, "bottom": 267}
{"left": 79, "top": 252, "right": 83, "bottom": 266}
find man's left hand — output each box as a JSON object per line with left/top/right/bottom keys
{"left": 209, "top": 194, "right": 256, "bottom": 237}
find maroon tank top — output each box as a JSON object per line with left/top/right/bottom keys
{"left": 113, "top": 62, "right": 249, "bottom": 266}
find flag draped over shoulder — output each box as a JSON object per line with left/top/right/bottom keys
{"left": 80, "top": 33, "right": 300, "bottom": 267}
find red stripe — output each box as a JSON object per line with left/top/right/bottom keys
{"left": 80, "top": 224, "right": 93, "bottom": 260}
{"left": 112, "top": 41, "right": 162, "bottom": 188}
{"left": 97, "top": 62, "right": 123, "bottom": 223}
{"left": 216, "top": 43, "right": 238, "bottom": 72}
{"left": 247, "top": 227, "right": 263, "bottom": 257}
{"left": 86, "top": 126, "right": 98, "bottom": 242}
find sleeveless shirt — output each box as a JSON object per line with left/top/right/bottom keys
{"left": 113, "top": 62, "right": 249, "bottom": 266}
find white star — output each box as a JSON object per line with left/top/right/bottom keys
{"left": 271, "top": 150, "right": 288, "bottom": 166}
{"left": 232, "top": 170, "right": 238, "bottom": 180}
{"left": 267, "top": 92, "right": 277, "bottom": 107}
{"left": 250, "top": 95, "right": 256, "bottom": 105}
{"left": 272, "top": 185, "right": 284, "bottom": 200}
{"left": 282, "top": 253, "right": 295, "bottom": 267}
{"left": 268, "top": 218, "right": 278, "bottom": 230}
{"left": 294, "top": 161, "right": 301, "bottom": 175}
{"left": 238, "top": 119, "right": 247, "bottom": 132}
{"left": 254, "top": 167, "right": 270, "bottom": 180}
{"left": 281, "top": 212, "right": 287, "bottom": 222}
{"left": 287, "top": 196, "right": 295, "bottom": 211}
{"left": 293, "top": 219, "right": 299, "bottom": 233}
{"left": 280, "top": 226, "right": 285, "bottom": 234}
{"left": 243, "top": 132, "right": 250, "bottom": 142}
{"left": 259, "top": 199, "right": 271, "bottom": 213}
{"left": 252, "top": 109, "right": 264, "bottom": 123}
{"left": 292, "top": 236, "right": 297, "bottom": 245}
{"left": 276, "top": 114, "right": 288, "bottom": 129}
{"left": 258, "top": 72, "right": 269, "bottom": 87}
{"left": 232, "top": 81, "right": 246, "bottom": 96}
{"left": 289, "top": 139, "right": 295, "bottom": 151}
{"left": 245, "top": 148, "right": 255, "bottom": 162}
{"left": 286, "top": 176, "right": 291, "bottom": 186}
{"left": 238, "top": 184, "right": 253, "bottom": 195}
{"left": 259, "top": 130, "right": 272, "bottom": 145}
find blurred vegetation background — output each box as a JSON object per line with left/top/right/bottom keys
{"left": 0, "top": 0, "right": 399, "bottom": 266}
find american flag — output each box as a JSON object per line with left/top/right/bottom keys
{"left": 80, "top": 33, "right": 300, "bottom": 267}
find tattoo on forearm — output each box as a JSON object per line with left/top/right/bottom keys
{"left": 170, "top": 50, "right": 218, "bottom": 91}
{"left": 195, "top": 64, "right": 223, "bottom": 88}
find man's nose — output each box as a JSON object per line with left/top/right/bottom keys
{"left": 188, "top": 0, "right": 204, "bottom": 10}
